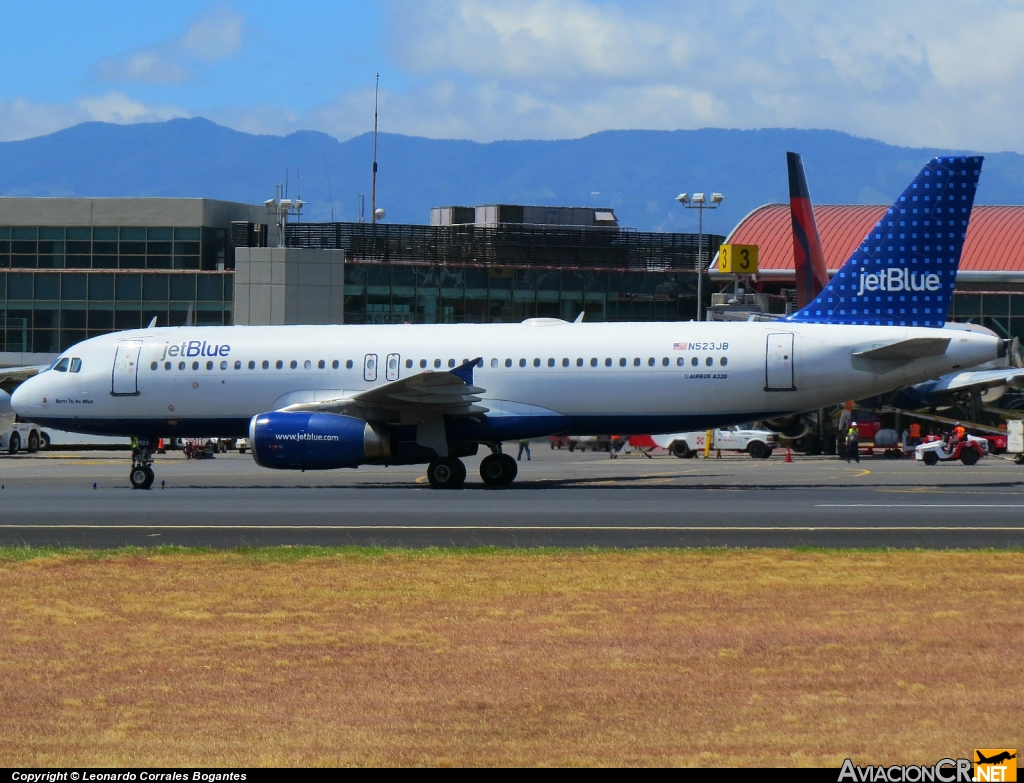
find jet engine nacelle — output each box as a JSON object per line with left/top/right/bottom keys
{"left": 249, "top": 411, "right": 390, "bottom": 470}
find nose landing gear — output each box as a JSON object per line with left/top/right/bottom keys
{"left": 130, "top": 437, "right": 155, "bottom": 489}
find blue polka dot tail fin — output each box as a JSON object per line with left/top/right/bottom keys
{"left": 784, "top": 156, "right": 983, "bottom": 328}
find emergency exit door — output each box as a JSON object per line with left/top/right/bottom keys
{"left": 363, "top": 353, "right": 378, "bottom": 382}
{"left": 765, "top": 333, "right": 795, "bottom": 391}
{"left": 112, "top": 339, "right": 143, "bottom": 395}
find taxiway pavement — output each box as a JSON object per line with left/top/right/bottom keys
{"left": 1, "top": 447, "right": 1023, "bottom": 548}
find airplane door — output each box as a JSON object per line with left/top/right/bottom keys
{"left": 363, "top": 353, "right": 378, "bottom": 382}
{"left": 385, "top": 353, "right": 401, "bottom": 382}
{"left": 765, "top": 333, "right": 796, "bottom": 391}
{"left": 111, "top": 339, "right": 143, "bottom": 396}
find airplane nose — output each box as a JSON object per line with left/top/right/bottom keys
{"left": 10, "top": 377, "right": 38, "bottom": 416}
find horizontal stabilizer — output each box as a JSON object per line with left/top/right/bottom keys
{"left": 853, "top": 337, "right": 950, "bottom": 361}
{"left": 929, "top": 368, "right": 1024, "bottom": 394}
{"left": 0, "top": 364, "right": 49, "bottom": 385}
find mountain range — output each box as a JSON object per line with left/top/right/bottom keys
{"left": 2, "top": 118, "right": 1023, "bottom": 235}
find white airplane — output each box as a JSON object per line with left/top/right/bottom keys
{"left": 12, "top": 156, "right": 1007, "bottom": 489}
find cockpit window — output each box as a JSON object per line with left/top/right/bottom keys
{"left": 69, "top": 358, "right": 82, "bottom": 373}
{"left": 53, "top": 358, "right": 69, "bottom": 372}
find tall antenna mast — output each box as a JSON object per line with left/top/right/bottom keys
{"left": 371, "top": 72, "right": 379, "bottom": 224}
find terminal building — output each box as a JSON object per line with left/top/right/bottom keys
{"left": 0, "top": 198, "right": 270, "bottom": 365}
{"left": 7, "top": 193, "right": 1024, "bottom": 370}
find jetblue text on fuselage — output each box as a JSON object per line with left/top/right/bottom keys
{"left": 855, "top": 267, "right": 942, "bottom": 297}
{"left": 161, "top": 341, "right": 231, "bottom": 360}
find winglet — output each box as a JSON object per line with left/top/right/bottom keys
{"left": 574, "top": 311, "right": 584, "bottom": 323}
{"left": 451, "top": 357, "right": 482, "bottom": 385}
{"left": 147, "top": 316, "right": 157, "bottom": 328}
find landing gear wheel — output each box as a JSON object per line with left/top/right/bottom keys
{"left": 960, "top": 447, "right": 979, "bottom": 466}
{"left": 8, "top": 432, "right": 19, "bottom": 454}
{"left": 922, "top": 451, "right": 939, "bottom": 466}
{"left": 27, "top": 431, "right": 39, "bottom": 453}
{"left": 427, "top": 457, "right": 466, "bottom": 489}
{"left": 747, "top": 441, "right": 767, "bottom": 459}
{"left": 480, "top": 453, "right": 518, "bottom": 487}
{"left": 130, "top": 465, "right": 154, "bottom": 489}
{"left": 671, "top": 441, "right": 692, "bottom": 459}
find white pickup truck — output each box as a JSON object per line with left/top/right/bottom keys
{"left": 0, "top": 389, "right": 45, "bottom": 454}
{"left": 652, "top": 426, "right": 777, "bottom": 459}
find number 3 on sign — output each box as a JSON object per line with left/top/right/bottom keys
{"left": 717, "top": 244, "right": 759, "bottom": 274}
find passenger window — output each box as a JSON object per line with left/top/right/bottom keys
{"left": 590, "top": 358, "right": 597, "bottom": 367}
{"left": 320, "top": 360, "right": 327, "bottom": 369}
{"left": 406, "top": 359, "right": 413, "bottom": 369}
{"left": 691, "top": 357, "right": 698, "bottom": 366}
{"left": 150, "top": 361, "right": 158, "bottom": 371}
{"left": 303, "top": 360, "right": 311, "bottom": 370}
{"left": 290, "top": 360, "right": 298, "bottom": 369}
{"left": 220, "top": 361, "right": 227, "bottom": 370}
{"left": 448, "top": 359, "right": 455, "bottom": 368}
{"left": 420, "top": 359, "right": 427, "bottom": 368}
{"left": 548, "top": 358, "right": 555, "bottom": 367}
{"left": 434, "top": 359, "right": 441, "bottom": 369}
{"left": 276, "top": 360, "right": 283, "bottom": 369}
{"left": 54, "top": 358, "right": 69, "bottom": 372}
{"left": 634, "top": 358, "right": 641, "bottom": 367}
{"left": 619, "top": 358, "right": 626, "bottom": 367}
{"left": 677, "top": 357, "right": 684, "bottom": 366}
{"left": 331, "top": 360, "right": 339, "bottom": 369}
{"left": 662, "top": 357, "right": 669, "bottom": 366}
{"left": 519, "top": 359, "right": 526, "bottom": 367}
{"left": 534, "top": 358, "right": 541, "bottom": 367}
{"left": 262, "top": 360, "right": 270, "bottom": 369}
{"left": 721, "top": 357, "right": 728, "bottom": 366}
{"left": 164, "top": 362, "right": 171, "bottom": 370}
{"left": 605, "top": 358, "right": 611, "bottom": 367}
{"left": 206, "top": 361, "right": 213, "bottom": 370}
{"left": 705, "top": 357, "right": 713, "bottom": 366}
{"left": 505, "top": 359, "right": 512, "bottom": 368}
{"left": 192, "top": 361, "right": 199, "bottom": 370}
{"left": 647, "top": 357, "right": 655, "bottom": 366}
{"left": 491, "top": 358, "right": 498, "bottom": 368}
{"left": 576, "top": 358, "right": 583, "bottom": 367}
{"left": 248, "top": 360, "right": 256, "bottom": 370}
{"left": 70, "top": 358, "right": 82, "bottom": 373}
{"left": 562, "top": 358, "right": 569, "bottom": 367}
{"left": 346, "top": 360, "right": 354, "bottom": 369}
{"left": 234, "top": 361, "right": 241, "bottom": 370}
{"left": 179, "top": 361, "right": 185, "bottom": 370}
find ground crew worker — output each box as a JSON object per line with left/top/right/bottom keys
{"left": 953, "top": 423, "right": 967, "bottom": 442}
{"left": 908, "top": 421, "right": 921, "bottom": 448}
{"left": 517, "top": 438, "right": 531, "bottom": 461}
{"left": 846, "top": 424, "right": 860, "bottom": 463}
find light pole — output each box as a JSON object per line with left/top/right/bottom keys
{"left": 676, "top": 191, "right": 723, "bottom": 321}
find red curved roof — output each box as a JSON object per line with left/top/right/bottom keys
{"left": 727, "top": 204, "right": 1024, "bottom": 273}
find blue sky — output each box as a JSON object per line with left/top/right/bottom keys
{"left": 4, "top": 1, "right": 1024, "bottom": 151}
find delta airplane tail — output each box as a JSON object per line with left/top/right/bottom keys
{"left": 787, "top": 151, "right": 830, "bottom": 308}
{"left": 786, "top": 155, "right": 983, "bottom": 327}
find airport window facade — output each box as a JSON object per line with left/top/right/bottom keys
{"left": 949, "top": 291, "right": 1024, "bottom": 340}
{"left": 341, "top": 262, "right": 701, "bottom": 324}
{"left": 0, "top": 226, "right": 229, "bottom": 271}
{"left": 0, "top": 271, "right": 232, "bottom": 352}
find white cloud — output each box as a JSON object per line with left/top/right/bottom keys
{"left": 0, "top": 93, "right": 189, "bottom": 142}
{"left": 94, "top": 5, "right": 245, "bottom": 85}
{"left": 316, "top": 0, "right": 1024, "bottom": 151}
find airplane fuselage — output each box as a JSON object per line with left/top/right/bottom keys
{"left": 12, "top": 320, "right": 1002, "bottom": 443}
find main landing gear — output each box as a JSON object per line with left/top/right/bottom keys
{"left": 130, "top": 437, "right": 155, "bottom": 490}
{"left": 425, "top": 446, "right": 519, "bottom": 489}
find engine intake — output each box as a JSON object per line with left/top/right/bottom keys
{"left": 249, "top": 411, "right": 390, "bottom": 470}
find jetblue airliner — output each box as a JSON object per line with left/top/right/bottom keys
{"left": 12, "top": 156, "right": 1005, "bottom": 489}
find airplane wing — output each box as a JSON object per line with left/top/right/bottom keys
{"left": 279, "top": 358, "right": 488, "bottom": 424}
{"left": 0, "top": 364, "right": 49, "bottom": 387}
{"left": 926, "top": 368, "right": 1024, "bottom": 394}
{"left": 853, "top": 337, "right": 951, "bottom": 362}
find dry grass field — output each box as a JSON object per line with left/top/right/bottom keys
{"left": 1, "top": 547, "right": 1022, "bottom": 767}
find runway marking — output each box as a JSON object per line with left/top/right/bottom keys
{"left": 818, "top": 504, "right": 1024, "bottom": 508}
{"left": 1, "top": 525, "right": 1022, "bottom": 532}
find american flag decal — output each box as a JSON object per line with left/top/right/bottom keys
{"left": 673, "top": 342, "right": 687, "bottom": 350}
